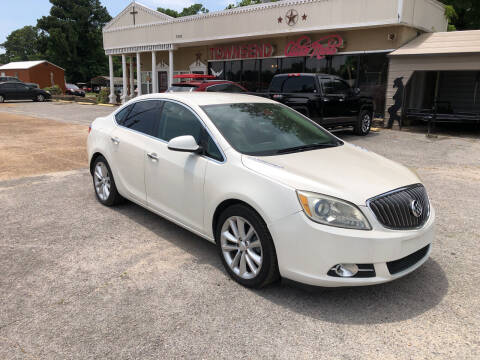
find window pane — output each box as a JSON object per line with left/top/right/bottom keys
{"left": 322, "top": 79, "right": 350, "bottom": 95}
{"left": 269, "top": 76, "right": 285, "bottom": 93}
{"left": 157, "top": 101, "right": 203, "bottom": 142}
{"left": 241, "top": 59, "right": 259, "bottom": 92}
{"left": 260, "top": 58, "right": 279, "bottom": 92}
{"left": 122, "top": 101, "right": 159, "bottom": 135}
{"left": 225, "top": 61, "right": 241, "bottom": 83}
{"left": 358, "top": 53, "right": 389, "bottom": 116}
{"left": 202, "top": 103, "right": 339, "bottom": 156}
{"left": 204, "top": 134, "right": 223, "bottom": 161}
{"left": 226, "top": 84, "right": 245, "bottom": 93}
{"left": 330, "top": 55, "right": 359, "bottom": 87}
{"left": 305, "top": 57, "right": 328, "bottom": 74}
{"left": 209, "top": 61, "right": 225, "bottom": 79}
{"left": 206, "top": 84, "right": 228, "bottom": 92}
{"left": 283, "top": 76, "right": 316, "bottom": 93}
{"left": 115, "top": 105, "right": 133, "bottom": 125}
{"left": 281, "top": 57, "right": 305, "bottom": 73}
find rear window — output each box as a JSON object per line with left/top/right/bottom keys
{"left": 282, "top": 76, "right": 316, "bottom": 93}
{"left": 269, "top": 76, "right": 285, "bottom": 93}
{"left": 168, "top": 85, "right": 197, "bottom": 92}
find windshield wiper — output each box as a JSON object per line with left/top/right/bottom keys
{"left": 275, "top": 142, "right": 339, "bottom": 155}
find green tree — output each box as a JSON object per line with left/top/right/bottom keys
{"left": 157, "top": 4, "right": 209, "bottom": 18}
{"left": 37, "top": 0, "right": 112, "bottom": 83}
{"left": 226, "top": 0, "right": 277, "bottom": 10}
{"left": 0, "top": 26, "right": 45, "bottom": 62}
{"left": 440, "top": 0, "right": 480, "bottom": 31}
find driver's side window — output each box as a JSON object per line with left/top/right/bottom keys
{"left": 156, "top": 101, "right": 224, "bottom": 161}
{"left": 322, "top": 79, "right": 350, "bottom": 96}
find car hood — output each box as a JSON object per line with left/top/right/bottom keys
{"left": 241, "top": 143, "right": 420, "bottom": 206}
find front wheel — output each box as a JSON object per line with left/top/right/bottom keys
{"left": 35, "top": 94, "right": 45, "bottom": 102}
{"left": 216, "top": 204, "right": 279, "bottom": 288}
{"left": 0, "top": 95, "right": 5, "bottom": 103}
{"left": 354, "top": 110, "right": 372, "bottom": 136}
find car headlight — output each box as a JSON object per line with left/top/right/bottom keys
{"left": 297, "top": 191, "right": 371, "bottom": 230}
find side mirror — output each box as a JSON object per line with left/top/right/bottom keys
{"left": 167, "top": 135, "right": 201, "bottom": 153}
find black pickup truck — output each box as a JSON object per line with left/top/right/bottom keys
{"left": 257, "top": 73, "right": 374, "bottom": 135}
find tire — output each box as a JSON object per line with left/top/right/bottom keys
{"left": 35, "top": 94, "right": 45, "bottom": 102}
{"left": 0, "top": 95, "right": 4, "bottom": 103}
{"left": 215, "top": 204, "right": 279, "bottom": 288}
{"left": 92, "top": 155, "right": 123, "bottom": 206}
{"left": 354, "top": 109, "right": 372, "bottom": 136}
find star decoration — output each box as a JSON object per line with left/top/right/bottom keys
{"left": 277, "top": 16, "right": 283, "bottom": 23}
{"left": 302, "top": 13, "right": 307, "bottom": 21}
{"left": 285, "top": 9, "right": 299, "bottom": 26}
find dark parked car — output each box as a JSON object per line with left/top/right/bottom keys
{"left": 0, "top": 82, "right": 51, "bottom": 103}
{"left": 258, "top": 73, "right": 374, "bottom": 135}
{"left": 167, "top": 74, "right": 247, "bottom": 93}
{"left": 66, "top": 83, "right": 85, "bottom": 97}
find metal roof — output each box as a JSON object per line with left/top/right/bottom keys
{"left": 0, "top": 60, "right": 65, "bottom": 71}
{"left": 390, "top": 30, "right": 480, "bottom": 56}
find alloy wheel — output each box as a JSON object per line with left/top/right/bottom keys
{"left": 0, "top": 95, "right": 4, "bottom": 103}
{"left": 362, "top": 113, "right": 371, "bottom": 133}
{"left": 220, "top": 216, "right": 263, "bottom": 280}
{"left": 94, "top": 162, "right": 111, "bottom": 201}
{"left": 37, "top": 94, "right": 45, "bottom": 102}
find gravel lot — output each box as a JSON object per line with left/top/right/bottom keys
{"left": 0, "top": 102, "right": 479, "bottom": 359}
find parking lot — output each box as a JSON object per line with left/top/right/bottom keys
{"left": 0, "top": 102, "right": 479, "bottom": 359}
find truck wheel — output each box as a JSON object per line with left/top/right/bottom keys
{"left": 354, "top": 110, "right": 372, "bottom": 136}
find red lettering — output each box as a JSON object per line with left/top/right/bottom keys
{"left": 284, "top": 35, "right": 343, "bottom": 59}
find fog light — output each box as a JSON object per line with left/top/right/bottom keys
{"left": 333, "top": 264, "right": 359, "bottom": 277}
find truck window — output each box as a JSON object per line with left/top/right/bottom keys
{"left": 269, "top": 76, "right": 285, "bottom": 93}
{"left": 322, "top": 79, "right": 350, "bottom": 96}
{"left": 283, "top": 76, "right": 316, "bottom": 93}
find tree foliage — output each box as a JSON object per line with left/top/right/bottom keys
{"left": 36, "top": 0, "right": 111, "bottom": 83}
{"left": 440, "top": 0, "right": 480, "bottom": 31}
{"left": 226, "top": 0, "right": 278, "bottom": 10}
{"left": 0, "top": 26, "right": 45, "bottom": 63}
{"left": 157, "top": 4, "right": 209, "bottom": 18}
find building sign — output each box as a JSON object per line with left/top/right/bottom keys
{"left": 284, "top": 35, "right": 343, "bottom": 60}
{"left": 209, "top": 43, "right": 274, "bottom": 60}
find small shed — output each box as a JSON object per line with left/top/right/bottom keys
{"left": 0, "top": 60, "right": 66, "bottom": 93}
{"left": 386, "top": 30, "right": 480, "bottom": 126}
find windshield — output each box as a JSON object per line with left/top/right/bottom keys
{"left": 67, "top": 84, "right": 79, "bottom": 90}
{"left": 167, "top": 85, "right": 197, "bottom": 92}
{"left": 201, "top": 103, "right": 341, "bottom": 156}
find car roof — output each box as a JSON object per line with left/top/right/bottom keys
{"left": 132, "top": 92, "right": 277, "bottom": 106}
{"left": 173, "top": 80, "right": 236, "bottom": 87}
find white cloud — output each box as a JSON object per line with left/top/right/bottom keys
{"left": 140, "top": 0, "right": 194, "bottom": 11}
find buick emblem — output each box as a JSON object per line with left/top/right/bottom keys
{"left": 410, "top": 200, "right": 423, "bottom": 218}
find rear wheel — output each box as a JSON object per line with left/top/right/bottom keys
{"left": 92, "top": 156, "right": 123, "bottom": 206}
{"left": 216, "top": 204, "right": 279, "bottom": 288}
{"left": 354, "top": 110, "right": 372, "bottom": 136}
{"left": 0, "top": 95, "right": 4, "bottom": 103}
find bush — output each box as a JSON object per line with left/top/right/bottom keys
{"left": 97, "top": 87, "right": 111, "bottom": 104}
{"left": 43, "top": 85, "right": 62, "bottom": 95}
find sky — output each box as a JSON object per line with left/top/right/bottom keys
{"left": 0, "top": 0, "right": 232, "bottom": 50}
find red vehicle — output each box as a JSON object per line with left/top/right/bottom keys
{"left": 167, "top": 74, "right": 247, "bottom": 93}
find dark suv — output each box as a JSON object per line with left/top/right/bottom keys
{"left": 0, "top": 82, "right": 51, "bottom": 103}
{"left": 262, "top": 73, "right": 374, "bottom": 135}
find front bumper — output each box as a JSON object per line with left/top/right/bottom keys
{"left": 269, "top": 206, "right": 435, "bottom": 287}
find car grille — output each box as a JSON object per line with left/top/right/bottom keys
{"left": 387, "top": 245, "right": 430, "bottom": 275}
{"left": 367, "top": 184, "right": 430, "bottom": 230}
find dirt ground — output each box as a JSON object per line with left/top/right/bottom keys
{"left": 0, "top": 112, "right": 88, "bottom": 180}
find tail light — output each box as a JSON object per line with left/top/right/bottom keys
{"left": 88, "top": 125, "right": 92, "bottom": 134}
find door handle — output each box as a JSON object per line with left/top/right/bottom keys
{"left": 147, "top": 152, "right": 159, "bottom": 161}
{"left": 110, "top": 137, "right": 120, "bottom": 145}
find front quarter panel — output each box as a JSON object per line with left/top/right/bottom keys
{"left": 204, "top": 149, "right": 301, "bottom": 240}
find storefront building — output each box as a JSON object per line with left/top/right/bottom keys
{"left": 102, "top": 0, "right": 447, "bottom": 116}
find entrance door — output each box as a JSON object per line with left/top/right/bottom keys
{"left": 158, "top": 71, "right": 168, "bottom": 92}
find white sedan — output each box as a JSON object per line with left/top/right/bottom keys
{"left": 87, "top": 93, "right": 434, "bottom": 288}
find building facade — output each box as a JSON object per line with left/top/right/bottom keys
{"left": 103, "top": 0, "right": 447, "bottom": 115}
{"left": 0, "top": 60, "right": 66, "bottom": 92}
